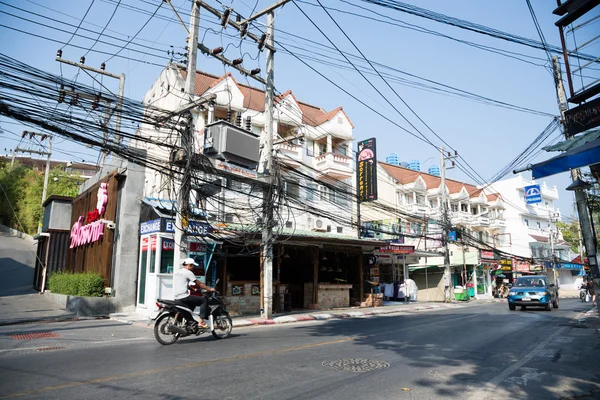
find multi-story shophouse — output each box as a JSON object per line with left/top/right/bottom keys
{"left": 491, "top": 174, "right": 581, "bottom": 290}
{"left": 131, "top": 64, "right": 381, "bottom": 316}
{"left": 360, "top": 162, "right": 508, "bottom": 302}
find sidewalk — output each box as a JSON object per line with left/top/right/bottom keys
{"left": 108, "top": 298, "right": 503, "bottom": 329}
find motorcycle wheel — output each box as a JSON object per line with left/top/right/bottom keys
{"left": 154, "top": 314, "right": 181, "bottom": 345}
{"left": 212, "top": 314, "right": 233, "bottom": 340}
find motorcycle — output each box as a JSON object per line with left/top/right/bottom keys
{"left": 151, "top": 280, "right": 232, "bottom": 345}
{"left": 579, "top": 284, "right": 588, "bottom": 302}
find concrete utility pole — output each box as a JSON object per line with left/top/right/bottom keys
{"left": 56, "top": 54, "right": 125, "bottom": 167}
{"left": 260, "top": 10, "right": 276, "bottom": 319}
{"left": 551, "top": 56, "right": 598, "bottom": 311}
{"left": 174, "top": 0, "right": 201, "bottom": 271}
{"left": 440, "top": 146, "right": 457, "bottom": 302}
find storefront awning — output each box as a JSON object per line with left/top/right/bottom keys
{"left": 530, "top": 137, "right": 600, "bottom": 179}
{"left": 408, "top": 265, "right": 442, "bottom": 272}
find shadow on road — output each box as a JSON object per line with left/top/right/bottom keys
{"left": 290, "top": 303, "right": 599, "bottom": 399}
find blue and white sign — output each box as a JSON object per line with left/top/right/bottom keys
{"left": 140, "top": 219, "right": 161, "bottom": 234}
{"left": 524, "top": 184, "right": 542, "bottom": 204}
{"left": 164, "top": 219, "right": 212, "bottom": 236}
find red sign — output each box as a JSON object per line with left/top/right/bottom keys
{"left": 515, "top": 260, "right": 531, "bottom": 272}
{"left": 379, "top": 244, "right": 415, "bottom": 254}
{"left": 189, "top": 242, "right": 206, "bottom": 253}
{"left": 480, "top": 250, "right": 494, "bottom": 260}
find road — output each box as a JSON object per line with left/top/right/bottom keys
{"left": 0, "top": 297, "right": 598, "bottom": 400}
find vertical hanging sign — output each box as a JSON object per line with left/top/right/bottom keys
{"left": 357, "top": 138, "right": 378, "bottom": 202}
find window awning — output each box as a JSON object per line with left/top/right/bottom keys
{"left": 529, "top": 137, "right": 600, "bottom": 179}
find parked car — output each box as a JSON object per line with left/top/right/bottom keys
{"left": 507, "top": 275, "right": 559, "bottom": 311}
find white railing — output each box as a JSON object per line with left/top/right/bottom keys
{"left": 312, "top": 152, "right": 353, "bottom": 176}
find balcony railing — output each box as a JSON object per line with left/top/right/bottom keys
{"left": 489, "top": 218, "right": 506, "bottom": 229}
{"left": 450, "top": 211, "right": 471, "bottom": 225}
{"left": 312, "top": 152, "right": 353, "bottom": 178}
{"left": 275, "top": 142, "right": 303, "bottom": 165}
{"left": 472, "top": 216, "right": 489, "bottom": 227}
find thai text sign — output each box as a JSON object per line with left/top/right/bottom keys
{"left": 357, "top": 138, "right": 377, "bottom": 202}
{"left": 565, "top": 96, "right": 600, "bottom": 136}
{"left": 500, "top": 259, "right": 513, "bottom": 271}
{"left": 379, "top": 244, "right": 414, "bottom": 254}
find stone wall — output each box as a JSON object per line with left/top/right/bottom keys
{"left": 225, "top": 281, "right": 287, "bottom": 316}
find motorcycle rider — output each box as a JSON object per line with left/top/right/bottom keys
{"left": 174, "top": 258, "right": 215, "bottom": 329}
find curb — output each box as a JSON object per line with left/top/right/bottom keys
{"left": 108, "top": 301, "right": 493, "bottom": 329}
{"left": 0, "top": 315, "right": 107, "bottom": 327}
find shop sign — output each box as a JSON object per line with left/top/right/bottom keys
{"left": 70, "top": 183, "right": 108, "bottom": 249}
{"left": 556, "top": 263, "right": 583, "bottom": 270}
{"left": 524, "top": 185, "right": 542, "bottom": 204}
{"left": 379, "top": 244, "right": 414, "bottom": 254}
{"left": 480, "top": 250, "right": 494, "bottom": 260}
{"left": 141, "top": 236, "right": 158, "bottom": 251}
{"left": 500, "top": 259, "right": 512, "bottom": 271}
{"left": 162, "top": 239, "right": 174, "bottom": 251}
{"left": 164, "top": 219, "right": 212, "bottom": 236}
{"left": 189, "top": 242, "right": 207, "bottom": 252}
{"left": 564, "top": 96, "right": 600, "bottom": 136}
{"left": 322, "top": 244, "right": 362, "bottom": 253}
{"left": 214, "top": 159, "right": 257, "bottom": 180}
{"left": 515, "top": 260, "right": 531, "bottom": 272}
{"left": 356, "top": 137, "right": 378, "bottom": 202}
{"left": 140, "top": 219, "right": 161, "bottom": 234}
{"left": 530, "top": 264, "right": 544, "bottom": 272}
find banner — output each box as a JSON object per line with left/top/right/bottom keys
{"left": 357, "top": 138, "right": 378, "bottom": 202}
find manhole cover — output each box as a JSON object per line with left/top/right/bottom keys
{"left": 9, "top": 332, "right": 60, "bottom": 340}
{"left": 322, "top": 358, "right": 390, "bottom": 372}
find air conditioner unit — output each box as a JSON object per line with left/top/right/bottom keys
{"left": 312, "top": 218, "right": 326, "bottom": 231}
{"left": 203, "top": 120, "right": 259, "bottom": 169}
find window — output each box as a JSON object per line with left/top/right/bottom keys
{"left": 524, "top": 218, "right": 529, "bottom": 226}
{"left": 461, "top": 204, "right": 468, "bottom": 212}
{"left": 306, "top": 140, "right": 314, "bottom": 156}
{"left": 160, "top": 238, "right": 174, "bottom": 274}
{"left": 320, "top": 185, "right": 329, "bottom": 201}
{"left": 337, "top": 227, "right": 343, "bottom": 234}
{"left": 451, "top": 203, "right": 458, "bottom": 212}
{"left": 306, "top": 182, "right": 317, "bottom": 201}
{"left": 286, "top": 221, "right": 293, "bottom": 228}
{"left": 337, "top": 116, "right": 343, "bottom": 124}
{"left": 416, "top": 195, "right": 425, "bottom": 205}
{"left": 225, "top": 214, "right": 234, "bottom": 223}
{"left": 327, "top": 225, "right": 332, "bottom": 232}
{"left": 537, "top": 222, "right": 541, "bottom": 229}
{"left": 285, "top": 181, "right": 300, "bottom": 199}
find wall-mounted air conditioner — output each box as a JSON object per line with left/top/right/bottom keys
{"left": 312, "top": 218, "right": 326, "bottom": 231}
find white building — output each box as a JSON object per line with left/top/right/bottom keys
{"left": 130, "top": 64, "right": 383, "bottom": 315}
{"left": 490, "top": 174, "right": 581, "bottom": 290}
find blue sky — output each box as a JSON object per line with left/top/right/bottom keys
{"left": 0, "top": 0, "right": 595, "bottom": 219}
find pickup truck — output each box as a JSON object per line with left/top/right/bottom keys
{"left": 507, "top": 275, "right": 559, "bottom": 311}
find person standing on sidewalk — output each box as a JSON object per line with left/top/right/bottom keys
{"left": 174, "top": 258, "right": 215, "bottom": 328}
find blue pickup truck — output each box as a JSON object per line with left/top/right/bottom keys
{"left": 507, "top": 275, "right": 559, "bottom": 311}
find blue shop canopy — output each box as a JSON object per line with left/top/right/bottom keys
{"left": 530, "top": 138, "right": 600, "bottom": 179}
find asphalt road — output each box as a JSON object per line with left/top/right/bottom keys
{"left": 0, "top": 298, "right": 598, "bottom": 400}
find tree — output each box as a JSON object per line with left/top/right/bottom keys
{"left": 0, "top": 161, "right": 83, "bottom": 234}
{"left": 556, "top": 220, "right": 580, "bottom": 254}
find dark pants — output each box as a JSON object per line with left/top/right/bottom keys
{"left": 180, "top": 295, "right": 207, "bottom": 319}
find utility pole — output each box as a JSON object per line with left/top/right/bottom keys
{"left": 12, "top": 131, "right": 52, "bottom": 233}
{"left": 440, "top": 146, "right": 457, "bottom": 302}
{"left": 56, "top": 52, "right": 125, "bottom": 167}
{"left": 551, "top": 56, "right": 598, "bottom": 310}
{"left": 260, "top": 10, "right": 276, "bottom": 319}
{"left": 174, "top": 0, "right": 201, "bottom": 271}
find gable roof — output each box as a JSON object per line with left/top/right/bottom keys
{"left": 178, "top": 66, "right": 352, "bottom": 128}
{"left": 380, "top": 162, "right": 500, "bottom": 200}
